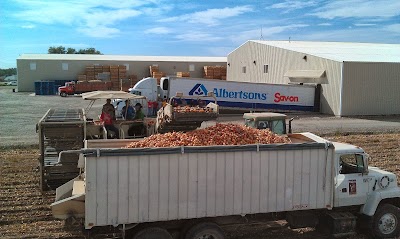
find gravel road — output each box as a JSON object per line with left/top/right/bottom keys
{"left": 1, "top": 86, "right": 399, "bottom": 147}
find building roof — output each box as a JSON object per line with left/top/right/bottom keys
{"left": 17, "top": 54, "right": 227, "bottom": 63}
{"left": 250, "top": 40, "right": 400, "bottom": 63}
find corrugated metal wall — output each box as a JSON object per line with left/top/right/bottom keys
{"left": 342, "top": 62, "right": 400, "bottom": 115}
{"left": 227, "top": 41, "right": 343, "bottom": 115}
{"left": 17, "top": 59, "right": 226, "bottom": 92}
{"left": 85, "top": 148, "right": 333, "bottom": 228}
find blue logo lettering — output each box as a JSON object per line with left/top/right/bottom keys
{"left": 189, "top": 84, "right": 208, "bottom": 96}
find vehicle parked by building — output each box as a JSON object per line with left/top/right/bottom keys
{"left": 130, "top": 76, "right": 320, "bottom": 112}
{"left": 58, "top": 81, "right": 112, "bottom": 96}
{"left": 51, "top": 132, "right": 400, "bottom": 239}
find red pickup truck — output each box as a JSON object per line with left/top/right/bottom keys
{"left": 58, "top": 81, "right": 112, "bottom": 97}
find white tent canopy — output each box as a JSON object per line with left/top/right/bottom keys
{"left": 81, "top": 91, "right": 146, "bottom": 100}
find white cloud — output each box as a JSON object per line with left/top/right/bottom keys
{"left": 77, "top": 26, "right": 121, "bottom": 38}
{"left": 145, "top": 27, "right": 172, "bottom": 34}
{"left": 354, "top": 23, "right": 377, "bottom": 27}
{"left": 21, "top": 24, "right": 35, "bottom": 29}
{"left": 11, "top": 0, "right": 160, "bottom": 38}
{"left": 269, "top": 1, "right": 317, "bottom": 13}
{"left": 232, "top": 24, "right": 308, "bottom": 45}
{"left": 318, "top": 23, "right": 332, "bottom": 26}
{"left": 310, "top": 0, "right": 400, "bottom": 19}
{"left": 160, "top": 6, "right": 253, "bottom": 26}
{"left": 174, "top": 32, "right": 222, "bottom": 42}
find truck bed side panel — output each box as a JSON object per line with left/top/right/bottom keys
{"left": 85, "top": 145, "right": 334, "bottom": 228}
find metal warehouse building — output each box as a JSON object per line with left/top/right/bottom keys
{"left": 227, "top": 41, "right": 400, "bottom": 116}
{"left": 17, "top": 54, "right": 227, "bottom": 92}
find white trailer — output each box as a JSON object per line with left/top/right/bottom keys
{"left": 52, "top": 133, "right": 400, "bottom": 239}
{"left": 131, "top": 77, "right": 319, "bottom": 112}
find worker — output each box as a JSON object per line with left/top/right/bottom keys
{"left": 122, "top": 100, "right": 134, "bottom": 120}
{"left": 128, "top": 103, "right": 145, "bottom": 136}
{"left": 100, "top": 106, "right": 119, "bottom": 139}
{"left": 134, "top": 103, "right": 145, "bottom": 120}
{"left": 102, "top": 99, "right": 116, "bottom": 120}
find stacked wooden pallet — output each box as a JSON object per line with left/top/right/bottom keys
{"left": 203, "top": 66, "right": 227, "bottom": 80}
{"left": 85, "top": 66, "right": 95, "bottom": 81}
{"left": 176, "top": 72, "right": 190, "bottom": 77}
{"left": 149, "top": 65, "right": 159, "bottom": 76}
{"left": 149, "top": 65, "right": 165, "bottom": 84}
{"left": 77, "top": 75, "right": 87, "bottom": 82}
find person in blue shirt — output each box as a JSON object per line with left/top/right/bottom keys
{"left": 122, "top": 100, "right": 135, "bottom": 120}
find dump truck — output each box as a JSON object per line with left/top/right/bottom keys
{"left": 130, "top": 76, "right": 320, "bottom": 112}
{"left": 58, "top": 81, "right": 112, "bottom": 97}
{"left": 156, "top": 93, "right": 219, "bottom": 133}
{"left": 51, "top": 132, "right": 400, "bottom": 239}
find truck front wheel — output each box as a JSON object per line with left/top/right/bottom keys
{"left": 184, "top": 222, "right": 224, "bottom": 239}
{"left": 371, "top": 204, "right": 400, "bottom": 238}
{"left": 60, "top": 92, "right": 67, "bottom": 97}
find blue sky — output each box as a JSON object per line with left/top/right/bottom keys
{"left": 1, "top": 0, "right": 399, "bottom": 68}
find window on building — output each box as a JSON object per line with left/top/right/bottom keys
{"left": 264, "top": 64, "right": 269, "bottom": 73}
{"left": 30, "top": 62, "right": 36, "bottom": 71}
{"left": 62, "top": 63, "right": 68, "bottom": 71}
{"left": 124, "top": 64, "right": 130, "bottom": 71}
{"left": 189, "top": 64, "right": 195, "bottom": 72}
{"left": 242, "top": 66, "right": 246, "bottom": 73}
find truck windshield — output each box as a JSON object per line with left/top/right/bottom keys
{"left": 245, "top": 119, "right": 255, "bottom": 128}
{"left": 271, "top": 120, "right": 285, "bottom": 135}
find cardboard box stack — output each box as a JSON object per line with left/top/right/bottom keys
{"left": 176, "top": 72, "right": 190, "bottom": 77}
{"left": 203, "top": 66, "right": 227, "bottom": 80}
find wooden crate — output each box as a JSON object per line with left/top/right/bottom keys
{"left": 177, "top": 72, "right": 190, "bottom": 77}
{"left": 149, "top": 65, "right": 159, "bottom": 75}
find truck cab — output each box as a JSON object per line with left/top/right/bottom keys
{"left": 58, "top": 81, "right": 75, "bottom": 97}
{"left": 243, "top": 112, "right": 290, "bottom": 135}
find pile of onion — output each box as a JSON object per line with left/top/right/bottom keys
{"left": 173, "top": 106, "right": 213, "bottom": 113}
{"left": 126, "top": 123, "right": 290, "bottom": 148}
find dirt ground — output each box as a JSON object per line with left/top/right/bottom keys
{"left": 1, "top": 133, "right": 399, "bottom": 239}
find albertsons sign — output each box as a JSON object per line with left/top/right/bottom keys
{"left": 189, "top": 84, "right": 267, "bottom": 100}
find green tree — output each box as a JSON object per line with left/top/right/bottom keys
{"left": 77, "top": 47, "right": 102, "bottom": 54}
{"left": 66, "top": 48, "right": 76, "bottom": 54}
{"left": 0, "top": 68, "right": 17, "bottom": 77}
{"left": 48, "top": 46, "right": 66, "bottom": 54}
{"left": 48, "top": 46, "right": 102, "bottom": 54}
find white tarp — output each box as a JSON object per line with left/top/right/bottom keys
{"left": 81, "top": 91, "right": 146, "bottom": 100}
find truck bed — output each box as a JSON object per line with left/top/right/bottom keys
{"left": 52, "top": 133, "right": 334, "bottom": 229}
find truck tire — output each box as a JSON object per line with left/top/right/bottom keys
{"left": 60, "top": 92, "right": 67, "bottom": 97}
{"left": 184, "top": 222, "right": 224, "bottom": 239}
{"left": 132, "top": 227, "right": 172, "bottom": 239}
{"left": 370, "top": 204, "right": 400, "bottom": 238}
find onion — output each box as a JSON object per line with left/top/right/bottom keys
{"left": 125, "top": 123, "right": 290, "bottom": 148}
